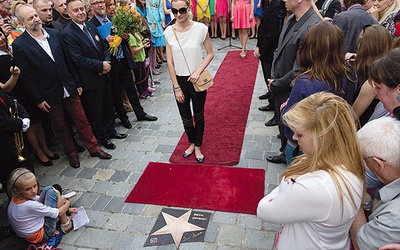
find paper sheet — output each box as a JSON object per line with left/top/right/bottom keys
{"left": 72, "top": 206, "right": 90, "bottom": 230}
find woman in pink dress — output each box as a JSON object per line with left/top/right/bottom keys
{"left": 216, "top": 0, "right": 229, "bottom": 39}
{"left": 231, "top": 0, "right": 255, "bottom": 58}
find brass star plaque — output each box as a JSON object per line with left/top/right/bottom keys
{"left": 144, "top": 208, "right": 211, "bottom": 248}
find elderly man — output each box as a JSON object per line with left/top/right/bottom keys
{"left": 33, "top": 0, "right": 63, "bottom": 32}
{"left": 351, "top": 117, "right": 400, "bottom": 249}
{"left": 13, "top": 5, "right": 112, "bottom": 168}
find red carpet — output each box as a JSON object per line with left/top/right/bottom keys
{"left": 125, "top": 162, "right": 265, "bottom": 215}
{"left": 169, "top": 51, "right": 259, "bottom": 166}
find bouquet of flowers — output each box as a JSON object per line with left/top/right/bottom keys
{"left": 109, "top": 6, "right": 143, "bottom": 55}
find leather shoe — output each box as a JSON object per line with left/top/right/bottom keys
{"left": 45, "top": 153, "right": 60, "bottom": 160}
{"left": 258, "top": 104, "right": 274, "bottom": 111}
{"left": 120, "top": 119, "right": 132, "bottom": 129}
{"left": 265, "top": 117, "right": 278, "bottom": 126}
{"left": 69, "top": 156, "right": 80, "bottom": 168}
{"left": 266, "top": 153, "right": 287, "bottom": 164}
{"left": 101, "top": 139, "right": 116, "bottom": 149}
{"left": 110, "top": 132, "right": 127, "bottom": 139}
{"left": 137, "top": 114, "right": 158, "bottom": 121}
{"left": 259, "top": 92, "right": 270, "bottom": 100}
{"left": 90, "top": 149, "right": 112, "bottom": 159}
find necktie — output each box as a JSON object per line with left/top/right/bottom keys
{"left": 83, "top": 25, "right": 96, "bottom": 46}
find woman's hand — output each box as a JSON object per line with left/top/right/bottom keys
{"left": 10, "top": 66, "right": 20, "bottom": 77}
{"left": 175, "top": 88, "right": 185, "bottom": 103}
{"left": 188, "top": 72, "right": 200, "bottom": 84}
{"left": 249, "top": 13, "right": 254, "bottom": 21}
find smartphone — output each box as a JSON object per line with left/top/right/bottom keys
{"left": 10, "top": 57, "right": 15, "bottom": 68}
{"left": 63, "top": 191, "right": 77, "bottom": 199}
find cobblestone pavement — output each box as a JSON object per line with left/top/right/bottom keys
{"left": 0, "top": 37, "right": 287, "bottom": 250}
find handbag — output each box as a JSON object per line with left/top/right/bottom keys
{"left": 172, "top": 27, "right": 213, "bottom": 92}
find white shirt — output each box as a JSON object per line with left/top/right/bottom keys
{"left": 257, "top": 166, "right": 363, "bottom": 250}
{"left": 164, "top": 22, "right": 208, "bottom": 76}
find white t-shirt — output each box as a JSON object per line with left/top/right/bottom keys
{"left": 8, "top": 197, "right": 59, "bottom": 238}
{"left": 164, "top": 22, "right": 208, "bottom": 76}
{"left": 257, "top": 167, "right": 363, "bottom": 250}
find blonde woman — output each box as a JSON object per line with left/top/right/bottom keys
{"left": 164, "top": 0, "right": 214, "bottom": 163}
{"left": 372, "top": 0, "right": 400, "bottom": 36}
{"left": 257, "top": 92, "right": 365, "bottom": 249}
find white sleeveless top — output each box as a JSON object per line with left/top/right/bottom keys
{"left": 164, "top": 22, "right": 208, "bottom": 76}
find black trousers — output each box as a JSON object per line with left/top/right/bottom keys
{"left": 176, "top": 75, "right": 207, "bottom": 147}
{"left": 110, "top": 58, "right": 146, "bottom": 119}
{"left": 81, "top": 82, "right": 116, "bottom": 141}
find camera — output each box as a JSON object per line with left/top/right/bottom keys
{"left": 3, "top": 18, "right": 9, "bottom": 24}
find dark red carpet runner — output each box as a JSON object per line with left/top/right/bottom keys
{"left": 125, "top": 162, "right": 265, "bottom": 215}
{"left": 169, "top": 51, "right": 259, "bottom": 166}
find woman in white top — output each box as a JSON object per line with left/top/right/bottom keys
{"left": 164, "top": 0, "right": 213, "bottom": 163}
{"left": 257, "top": 92, "right": 365, "bottom": 250}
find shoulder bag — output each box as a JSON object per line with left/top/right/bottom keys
{"left": 172, "top": 27, "right": 213, "bottom": 92}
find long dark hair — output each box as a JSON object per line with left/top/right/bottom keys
{"left": 294, "top": 21, "right": 348, "bottom": 94}
{"left": 0, "top": 27, "right": 10, "bottom": 52}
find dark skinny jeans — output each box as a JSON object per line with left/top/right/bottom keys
{"left": 176, "top": 75, "right": 207, "bottom": 147}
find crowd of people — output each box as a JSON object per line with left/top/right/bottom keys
{"left": 1, "top": 0, "right": 400, "bottom": 247}
{"left": 253, "top": 0, "right": 400, "bottom": 247}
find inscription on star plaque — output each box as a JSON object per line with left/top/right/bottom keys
{"left": 144, "top": 208, "right": 211, "bottom": 248}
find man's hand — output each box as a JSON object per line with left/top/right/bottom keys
{"left": 106, "top": 35, "right": 114, "bottom": 43}
{"left": 253, "top": 47, "right": 260, "bottom": 59}
{"left": 37, "top": 101, "right": 51, "bottom": 113}
{"left": 267, "top": 79, "right": 274, "bottom": 92}
{"left": 100, "top": 61, "right": 111, "bottom": 75}
{"left": 77, "top": 87, "right": 83, "bottom": 96}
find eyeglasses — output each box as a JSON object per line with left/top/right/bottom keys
{"left": 171, "top": 7, "right": 188, "bottom": 15}
{"left": 364, "top": 156, "right": 386, "bottom": 162}
{"left": 91, "top": 1, "right": 105, "bottom": 5}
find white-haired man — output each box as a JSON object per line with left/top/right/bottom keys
{"left": 351, "top": 117, "right": 400, "bottom": 250}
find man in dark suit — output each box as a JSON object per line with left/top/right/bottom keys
{"left": 53, "top": 0, "right": 70, "bottom": 29}
{"left": 88, "top": 0, "right": 157, "bottom": 128}
{"left": 34, "top": 0, "right": 63, "bottom": 33}
{"left": 13, "top": 5, "right": 112, "bottom": 168}
{"left": 0, "top": 88, "right": 31, "bottom": 190}
{"left": 266, "top": 0, "right": 321, "bottom": 164}
{"left": 254, "top": 0, "right": 282, "bottom": 123}
{"left": 62, "top": 0, "right": 127, "bottom": 150}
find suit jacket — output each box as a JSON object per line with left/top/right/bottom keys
{"left": 89, "top": 16, "right": 137, "bottom": 70}
{"left": 270, "top": 6, "right": 321, "bottom": 95}
{"left": 0, "top": 89, "right": 28, "bottom": 160}
{"left": 257, "top": 0, "right": 281, "bottom": 62}
{"left": 63, "top": 21, "right": 111, "bottom": 91}
{"left": 12, "top": 28, "right": 81, "bottom": 105}
{"left": 43, "top": 21, "right": 64, "bottom": 34}
{"left": 333, "top": 4, "right": 377, "bottom": 53}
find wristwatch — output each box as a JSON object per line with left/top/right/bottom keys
{"left": 364, "top": 198, "right": 374, "bottom": 212}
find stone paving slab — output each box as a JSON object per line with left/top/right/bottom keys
{"left": 0, "top": 38, "right": 285, "bottom": 250}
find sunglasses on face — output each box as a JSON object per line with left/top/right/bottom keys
{"left": 171, "top": 7, "right": 188, "bottom": 15}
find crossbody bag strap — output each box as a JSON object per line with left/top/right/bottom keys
{"left": 172, "top": 27, "right": 192, "bottom": 75}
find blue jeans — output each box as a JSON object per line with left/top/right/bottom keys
{"left": 284, "top": 142, "right": 302, "bottom": 165}
{"left": 37, "top": 186, "right": 58, "bottom": 242}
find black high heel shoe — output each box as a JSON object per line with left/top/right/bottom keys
{"left": 38, "top": 158, "right": 53, "bottom": 166}
{"left": 46, "top": 153, "right": 60, "bottom": 160}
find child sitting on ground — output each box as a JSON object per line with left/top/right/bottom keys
{"left": 7, "top": 168, "right": 77, "bottom": 245}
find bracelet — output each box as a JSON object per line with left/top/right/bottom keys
{"left": 174, "top": 87, "right": 181, "bottom": 92}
